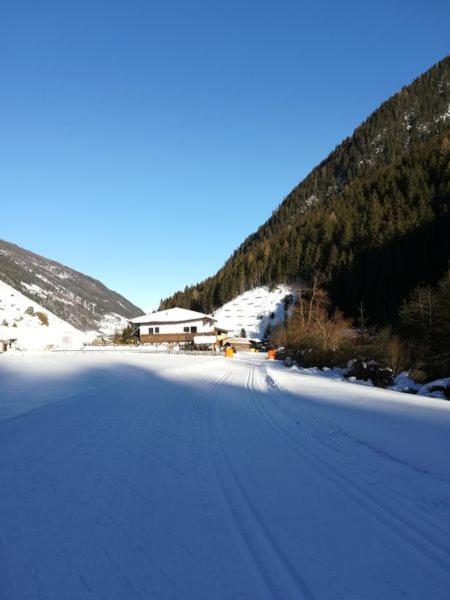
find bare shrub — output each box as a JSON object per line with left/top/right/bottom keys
{"left": 35, "top": 311, "right": 49, "bottom": 326}
{"left": 270, "top": 280, "right": 353, "bottom": 368}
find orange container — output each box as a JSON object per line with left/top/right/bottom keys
{"left": 225, "top": 347, "right": 234, "bottom": 359}
{"left": 267, "top": 349, "right": 276, "bottom": 360}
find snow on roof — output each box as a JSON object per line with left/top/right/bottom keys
{"left": 130, "top": 307, "right": 216, "bottom": 324}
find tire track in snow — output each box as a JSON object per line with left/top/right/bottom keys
{"left": 249, "top": 363, "right": 450, "bottom": 579}
{"left": 206, "top": 363, "right": 317, "bottom": 600}
{"left": 191, "top": 368, "right": 238, "bottom": 600}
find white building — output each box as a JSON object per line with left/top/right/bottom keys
{"left": 130, "top": 307, "right": 228, "bottom": 345}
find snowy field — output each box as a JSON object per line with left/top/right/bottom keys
{"left": 1, "top": 352, "right": 449, "bottom": 599}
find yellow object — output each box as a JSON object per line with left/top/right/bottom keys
{"left": 225, "top": 347, "right": 234, "bottom": 358}
{"left": 250, "top": 348, "right": 256, "bottom": 353}
{"left": 267, "top": 349, "right": 276, "bottom": 360}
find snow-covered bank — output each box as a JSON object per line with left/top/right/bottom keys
{"left": 0, "top": 352, "right": 449, "bottom": 599}
{"left": 391, "top": 371, "right": 450, "bottom": 399}
{"left": 285, "top": 363, "right": 450, "bottom": 401}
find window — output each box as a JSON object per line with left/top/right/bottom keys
{"left": 183, "top": 325, "right": 197, "bottom": 333}
{"left": 191, "top": 326, "right": 197, "bottom": 333}
{"left": 183, "top": 326, "right": 189, "bottom": 333}
{"left": 148, "top": 327, "right": 154, "bottom": 335}
{"left": 155, "top": 327, "right": 160, "bottom": 334}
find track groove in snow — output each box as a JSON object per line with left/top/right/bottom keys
{"left": 212, "top": 365, "right": 316, "bottom": 600}
{"left": 204, "top": 367, "right": 311, "bottom": 600}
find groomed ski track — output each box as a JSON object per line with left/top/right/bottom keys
{"left": 0, "top": 352, "right": 449, "bottom": 599}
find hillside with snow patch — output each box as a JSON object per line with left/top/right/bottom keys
{"left": 213, "top": 285, "right": 294, "bottom": 338}
{"left": 0, "top": 280, "right": 89, "bottom": 351}
{"left": 0, "top": 239, "right": 143, "bottom": 332}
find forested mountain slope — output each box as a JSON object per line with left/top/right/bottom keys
{"left": 161, "top": 56, "right": 450, "bottom": 323}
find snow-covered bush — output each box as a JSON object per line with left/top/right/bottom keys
{"left": 344, "top": 358, "right": 394, "bottom": 388}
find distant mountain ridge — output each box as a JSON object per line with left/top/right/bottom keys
{"left": 0, "top": 239, "right": 143, "bottom": 332}
{"left": 161, "top": 55, "right": 450, "bottom": 324}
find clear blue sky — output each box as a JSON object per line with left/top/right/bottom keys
{"left": 1, "top": 1, "right": 449, "bottom": 310}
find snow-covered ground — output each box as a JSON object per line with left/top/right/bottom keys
{"left": 0, "top": 280, "right": 88, "bottom": 351}
{"left": 214, "top": 285, "right": 294, "bottom": 338}
{"left": 1, "top": 352, "right": 449, "bottom": 599}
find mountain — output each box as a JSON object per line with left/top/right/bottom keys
{"left": 0, "top": 239, "right": 143, "bottom": 332}
{"left": 161, "top": 56, "right": 450, "bottom": 324}
{"left": 0, "top": 279, "right": 87, "bottom": 351}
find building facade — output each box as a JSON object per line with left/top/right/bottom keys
{"left": 130, "top": 307, "right": 225, "bottom": 344}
